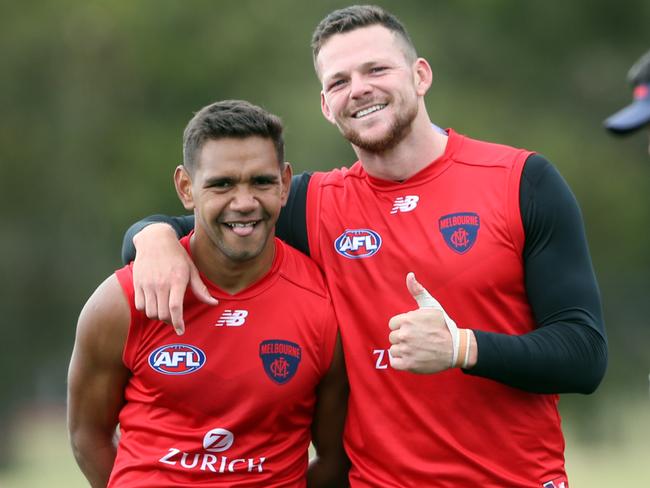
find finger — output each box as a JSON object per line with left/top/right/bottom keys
{"left": 143, "top": 286, "right": 161, "bottom": 321}
{"left": 189, "top": 268, "right": 218, "bottom": 306}
{"left": 388, "top": 329, "right": 402, "bottom": 345}
{"left": 389, "top": 349, "right": 407, "bottom": 371}
{"left": 156, "top": 286, "right": 171, "bottom": 324}
{"left": 168, "top": 284, "right": 186, "bottom": 335}
{"left": 388, "top": 314, "right": 406, "bottom": 331}
{"left": 134, "top": 284, "right": 145, "bottom": 312}
{"left": 406, "top": 272, "right": 442, "bottom": 310}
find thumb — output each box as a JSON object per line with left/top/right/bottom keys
{"left": 189, "top": 267, "right": 219, "bottom": 305}
{"left": 406, "top": 272, "right": 442, "bottom": 310}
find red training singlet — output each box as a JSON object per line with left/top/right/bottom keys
{"left": 306, "top": 129, "right": 566, "bottom": 487}
{"left": 109, "top": 236, "right": 338, "bottom": 487}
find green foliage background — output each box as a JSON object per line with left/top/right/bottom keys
{"left": 1, "top": 0, "right": 649, "bottom": 478}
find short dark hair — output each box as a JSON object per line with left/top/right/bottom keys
{"left": 311, "top": 5, "right": 417, "bottom": 70}
{"left": 183, "top": 100, "right": 284, "bottom": 172}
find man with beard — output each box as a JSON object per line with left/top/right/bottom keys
{"left": 122, "top": 6, "right": 606, "bottom": 487}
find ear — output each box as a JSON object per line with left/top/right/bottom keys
{"left": 280, "top": 162, "right": 293, "bottom": 207}
{"left": 413, "top": 58, "right": 433, "bottom": 96}
{"left": 320, "top": 90, "right": 336, "bottom": 125}
{"left": 174, "top": 165, "right": 195, "bottom": 211}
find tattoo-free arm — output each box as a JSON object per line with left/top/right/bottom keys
{"left": 67, "top": 275, "right": 131, "bottom": 487}
{"left": 307, "top": 334, "right": 350, "bottom": 487}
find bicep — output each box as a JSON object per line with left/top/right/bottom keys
{"left": 276, "top": 173, "right": 311, "bottom": 255}
{"left": 522, "top": 154, "right": 604, "bottom": 338}
{"left": 68, "top": 276, "right": 132, "bottom": 439}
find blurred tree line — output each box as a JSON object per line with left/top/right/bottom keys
{"left": 1, "top": 0, "right": 649, "bottom": 467}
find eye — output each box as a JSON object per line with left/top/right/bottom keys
{"left": 205, "top": 178, "right": 233, "bottom": 190}
{"left": 327, "top": 79, "right": 347, "bottom": 92}
{"left": 252, "top": 176, "right": 278, "bottom": 188}
{"left": 369, "top": 66, "right": 387, "bottom": 74}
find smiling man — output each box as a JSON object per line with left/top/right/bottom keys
{"left": 67, "top": 100, "right": 348, "bottom": 487}
{"left": 122, "top": 6, "right": 607, "bottom": 487}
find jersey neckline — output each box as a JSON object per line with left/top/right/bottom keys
{"left": 360, "top": 128, "right": 463, "bottom": 191}
{"left": 181, "top": 232, "right": 284, "bottom": 300}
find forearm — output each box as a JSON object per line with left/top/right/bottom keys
{"left": 70, "top": 431, "right": 117, "bottom": 487}
{"left": 467, "top": 323, "right": 607, "bottom": 393}
{"left": 121, "top": 214, "right": 194, "bottom": 264}
{"left": 307, "top": 455, "right": 350, "bottom": 488}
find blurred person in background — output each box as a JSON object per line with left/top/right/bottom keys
{"left": 122, "top": 5, "right": 607, "bottom": 487}
{"left": 68, "top": 100, "right": 348, "bottom": 487}
{"left": 604, "top": 49, "right": 650, "bottom": 154}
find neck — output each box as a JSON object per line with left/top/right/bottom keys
{"left": 190, "top": 232, "right": 276, "bottom": 295}
{"left": 354, "top": 115, "right": 448, "bottom": 181}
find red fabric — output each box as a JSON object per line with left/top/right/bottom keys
{"left": 307, "top": 129, "right": 566, "bottom": 487}
{"left": 110, "top": 237, "right": 337, "bottom": 487}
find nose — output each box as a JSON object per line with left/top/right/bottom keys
{"left": 349, "top": 73, "right": 371, "bottom": 99}
{"left": 229, "top": 187, "right": 259, "bottom": 213}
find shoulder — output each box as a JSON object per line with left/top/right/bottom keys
{"left": 277, "top": 240, "right": 329, "bottom": 300}
{"left": 309, "top": 162, "right": 364, "bottom": 189}
{"left": 76, "top": 273, "right": 130, "bottom": 357}
{"left": 450, "top": 130, "right": 534, "bottom": 169}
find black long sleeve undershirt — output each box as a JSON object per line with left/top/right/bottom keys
{"left": 121, "top": 154, "right": 607, "bottom": 394}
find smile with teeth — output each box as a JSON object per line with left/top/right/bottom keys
{"left": 224, "top": 221, "right": 260, "bottom": 237}
{"left": 353, "top": 104, "right": 387, "bottom": 118}
{"left": 226, "top": 222, "right": 258, "bottom": 228}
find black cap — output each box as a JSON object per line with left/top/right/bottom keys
{"left": 604, "top": 49, "right": 650, "bottom": 135}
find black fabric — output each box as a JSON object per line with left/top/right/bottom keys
{"left": 276, "top": 173, "right": 312, "bottom": 256}
{"left": 466, "top": 154, "right": 607, "bottom": 393}
{"left": 121, "top": 155, "right": 607, "bottom": 394}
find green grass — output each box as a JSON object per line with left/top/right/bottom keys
{"left": 1, "top": 398, "right": 648, "bottom": 487}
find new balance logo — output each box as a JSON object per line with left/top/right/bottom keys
{"left": 390, "top": 195, "right": 419, "bottom": 214}
{"left": 215, "top": 310, "right": 248, "bottom": 327}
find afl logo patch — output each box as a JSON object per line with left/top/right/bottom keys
{"left": 259, "top": 339, "right": 302, "bottom": 385}
{"left": 148, "top": 344, "right": 206, "bottom": 375}
{"left": 334, "top": 229, "right": 382, "bottom": 259}
{"left": 438, "top": 212, "right": 480, "bottom": 254}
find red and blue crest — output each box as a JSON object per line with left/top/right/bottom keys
{"left": 259, "top": 339, "right": 302, "bottom": 385}
{"left": 438, "top": 212, "right": 480, "bottom": 254}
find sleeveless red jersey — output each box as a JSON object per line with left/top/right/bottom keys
{"left": 306, "top": 130, "right": 567, "bottom": 487}
{"left": 109, "top": 236, "right": 338, "bottom": 487}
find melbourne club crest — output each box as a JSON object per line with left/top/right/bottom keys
{"left": 259, "top": 339, "right": 302, "bottom": 385}
{"left": 438, "top": 212, "right": 480, "bottom": 254}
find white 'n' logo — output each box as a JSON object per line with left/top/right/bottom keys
{"left": 215, "top": 310, "right": 248, "bottom": 327}
{"left": 391, "top": 195, "right": 419, "bottom": 214}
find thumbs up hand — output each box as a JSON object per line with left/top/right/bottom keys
{"left": 388, "top": 272, "right": 474, "bottom": 373}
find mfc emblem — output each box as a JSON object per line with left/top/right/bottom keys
{"left": 334, "top": 229, "right": 382, "bottom": 259}
{"left": 259, "top": 339, "right": 302, "bottom": 385}
{"left": 438, "top": 212, "right": 480, "bottom": 254}
{"left": 148, "top": 344, "right": 206, "bottom": 375}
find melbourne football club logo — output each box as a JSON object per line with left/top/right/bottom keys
{"left": 334, "top": 229, "right": 382, "bottom": 259}
{"left": 148, "top": 344, "right": 206, "bottom": 375}
{"left": 259, "top": 340, "right": 302, "bottom": 385}
{"left": 438, "top": 212, "right": 480, "bottom": 254}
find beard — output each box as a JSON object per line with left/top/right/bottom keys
{"left": 340, "top": 99, "right": 418, "bottom": 153}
